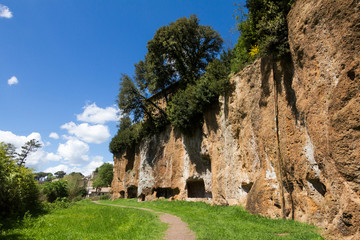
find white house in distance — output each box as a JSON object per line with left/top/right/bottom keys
{"left": 86, "top": 170, "right": 111, "bottom": 197}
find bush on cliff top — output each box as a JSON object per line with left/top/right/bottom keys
{"left": 110, "top": 15, "right": 228, "bottom": 154}
{"left": 231, "top": 0, "right": 293, "bottom": 72}
{"left": 111, "top": 1, "right": 294, "bottom": 154}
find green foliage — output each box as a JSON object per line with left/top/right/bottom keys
{"left": 100, "top": 194, "right": 111, "bottom": 200}
{"left": 92, "top": 163, "right": 114, "bottom": 189}
{"left": 109, "top": 116, "right": 143, "bottom": 154}
{"left": 63, "top": 173, "right": 86, "bottom": 200}
{"left": 54, "top": 170, "right": 66, "bottom": 178}
{"left": 0, "top": 143, "right": 41, "bottom": 220}
{"left": 232, "top": 0, "right": 292, "bottom": 71}
{"left": 1, "top": 200, "right": 167, "bottom": 240}
{"left": 34, "top": 172, "right": 54, "bottom": 182}
{"left": 145, "top": 15, "right": 223, "bottom": 92}
{"left": 112, "top": 15, "right": 227, "bottom": 153}
{"left": 167, "top": 50, "right": 233, "bottom": 132}
{"left": 17, "top": 139, "right": 41, "bottom": 167}
{"left": 42, "top": 180, "right": 69, "bottom": 203}
{"left": 118, "top": 74, "right": 149, "bottom": 123}
{"left": 255, "top": 0, "right": 291, "bottom": 58}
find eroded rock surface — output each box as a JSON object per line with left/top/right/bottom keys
{"left": 112, "top": 0, "right": 359, "bottom": 238}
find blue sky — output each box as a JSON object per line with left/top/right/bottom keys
{"left": 0, "top": 0, "right": 240, "bottom": 175}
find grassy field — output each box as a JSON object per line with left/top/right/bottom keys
{"left": 100, "top": 199, "right": 324, "bottom": 240}
{"left": 1, "top": 199, "right": 324, "bottom": 240}
{"left": 0, "top": 200, "right": 166, "bottom": 240}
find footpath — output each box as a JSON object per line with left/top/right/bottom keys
{"left": 93, "top": 201, "right": 196, "bottom": 240}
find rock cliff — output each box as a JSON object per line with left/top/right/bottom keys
{"left": 112, "top": 0, "right": 359, "bottom": 238}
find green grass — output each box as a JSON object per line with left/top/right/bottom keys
{"left": 1, "top": 199, "right": 324, "bottom": 240}
{"left": 0, "top": 200, "right": 166, "bottom": 240}
{"left": 100, "top": 199, "right": 324, "bottom": 240}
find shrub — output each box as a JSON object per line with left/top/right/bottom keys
{"left": 0, "top": 143, "right": 41, "bottom": 220}
{"left": 42, "top": 180, "right": 69, "bottom": 203}
{"left": 100, "top": 194, "right": 111, "bottom": 200}
{"left": 72, "top": 196, "right": 84, "bottom": 202}
{"left": 109, "top": 117, "right": 143, "bottom": 155}
{"left": 232, "top": 0, "right": 293, "bottom": 71}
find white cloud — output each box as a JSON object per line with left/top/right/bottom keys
{"left": 57, "top": 138, "right": 89, "bottom": 163}
{"left": 44, "top": 158, "right": 104, "bottom": 176}
{"left": 0, "top": 130, "right": 54, "bottom": 169}
{"left": 0, "top": 130, "right": 43, "bottom": 148}
{"left": 61, "top": 122, "right": 110, "bottom": 144}
{"left": 44, "top": 164, "right": 70, "bottom": 175}
{"left": 45, "top": 152, "right": 62, "bottom": 162}
{"left": 81, "top": 158, "right": 104, "bottom": 175}
{"left": 77, "top": 103, "right": 120, "bottom": 124}
{"left": 49, "top": 132, "right": 59, "bottom": 139}
{"left": 0, "top": 4, "right": 12, "bottom": 19}
{"left": 7, "top": 76, "right": 18, "bottom": 85}
{"left": 0, "top": 130, "right": 107, "bottom": 176}
{"left": 26, "top": 150, "right": 47, "bottom": 167}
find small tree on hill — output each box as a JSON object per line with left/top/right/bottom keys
{"left": 92, "top": 163, "right": 113, "bottom": 191}
{"left": 55, "top": 170, "right": 66, "bottom": 179}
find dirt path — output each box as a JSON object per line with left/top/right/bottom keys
{"left": 93, "top": 201, "right": 196, "bottom": 240}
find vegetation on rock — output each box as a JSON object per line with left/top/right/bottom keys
{"left": 231, "top": 0, "right": 293, "bottom": 72}
{"left": 110, "top": 15, "right": 229, "bottom": 154}
{"left": 167, "top": 50, "right": 233, "bottom": 132}
{"left": 110, "top": 1, "right": 294, "bottom": 153}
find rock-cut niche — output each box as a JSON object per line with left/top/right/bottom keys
{"left": 186, "top": 179, "right": 206, "bottom": 198}
{"left": 127, "top": 185, "right": 137, "bottom": 198}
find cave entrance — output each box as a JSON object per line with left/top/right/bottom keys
{"left": 120, "top": 191, "right": 125, "bottom": 198}
{"left": 186, "top": 179, "right": 206, "bottom": 198}
{"left": 139, "top": 193, "right": 145, "bottom": 201}
{"left": 241, "top": 182, "right": 253, "bottom": 193}
{"left": 152, "top": 187, "right": 180, "bottom": 199}
{"left": 127, "top": 186, "right": 137, "bottom": 198}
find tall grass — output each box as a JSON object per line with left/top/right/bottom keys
{"left": 100, "top": 199, "right": 323, "bottom": 240}
{"left": 0, "top": 200, "right": 166, "bottom": 240}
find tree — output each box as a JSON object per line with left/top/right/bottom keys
{"left": 63, "top": 173, "right": 87, "bottom": 199}
{"left": 17, "top": 139, "right": 41, "bottom": 167}
{"left": 54, "top": 170, "right": 66, "bottom": 179}
{"left": 145, "top": 15, "right": 223, "bottom": 94}
{"left": 69, "top": 172, "right": 84, "bottom": 177}
{"left": 35, "top": 172, "right": 54, "bottom": 182}
{"left": 112, "top": 15, "right": 225, "bottom": 153}
{"left": 109, "top": 116, "right": 143, "bottom": 154}
{"left": 4, "top": 143, "right": 16, "bottom": 159}
{"left": 167, "top": 50, "right": 233, "bottom": 132}
{"left": 0, "top": 143, "right": 41, "bottom": 219}
{"left": 117, "top": 15, "right": 223, "bottom": 124}
{"left": 42, "top": 180, "right": 69, "bottom": 202}
{"left": 92, "top": 163, "right": 113, "bottom": 190}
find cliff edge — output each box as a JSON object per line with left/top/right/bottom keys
{"left": 112, "top": 0, "right": 360, "bottom": 238}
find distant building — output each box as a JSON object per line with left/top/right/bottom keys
{"left": 85, "top": 170, "right": 111, "bottom": 197}
{"left": 87, "top": 187, "right": 111, "bottom": 197}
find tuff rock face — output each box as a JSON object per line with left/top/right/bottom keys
{"left": 112, "top": 0, "right": 360, "bottom": 238}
